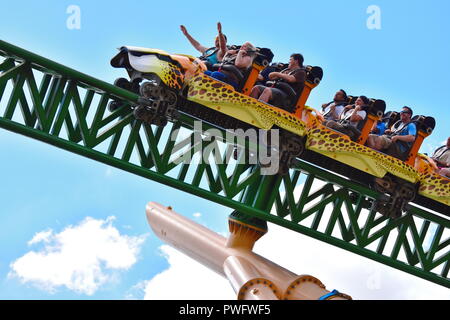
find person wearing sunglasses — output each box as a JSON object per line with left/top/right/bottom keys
{"left": 366, "top": 106, "right": 417, "bottom": 159}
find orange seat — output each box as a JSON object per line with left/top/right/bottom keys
{"left": 405, "top": 116, "right": 435, "bottom": 165}
{"left": 294, "top": 66, "right": 323, "bottom": 118}
{"left": 241, "top": 62, "right": 266, "bottom": 96}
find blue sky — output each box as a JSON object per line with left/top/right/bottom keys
{"left": 0, "top": 0, "right": 449, "bottom": 299}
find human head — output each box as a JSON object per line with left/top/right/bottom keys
{"left": 446, "top": 137, "right": 450, "bottom": 147}
{"left": 289, "top": 53, "right": 304, "bottom": 68}
{"left": 400, "top": 106, "right": 413, "bottom": 122}
{"left": 215, "top": 34, "right": 227, "bottom": 48}
{"left": 334, "top": 89, "right": 347, "bottom": 102}
{"left": 240, "top": 42, "right": 256, "bottom": 56}
{"left": 356, "top": 95, "right": 369, "bottom": 106}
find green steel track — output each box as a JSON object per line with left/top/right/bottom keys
{"left": 0, "top": 40, "right": 448, "bottom": 289}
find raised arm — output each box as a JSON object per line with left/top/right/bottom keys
{"left": 216, "top": 22, "right": 227, "bottom": 61}
{"left": 180, "top": 25, "right": 207, "bottom": 54}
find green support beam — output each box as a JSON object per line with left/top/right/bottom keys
{"left": 0, "top": 40, "right": 449, "bottom": 288}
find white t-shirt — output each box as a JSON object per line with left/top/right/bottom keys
{"left": 340, "top": 108, "right": 367, "bottom": 127}
{"left": 432, "top": 146, "right": 450, "bottom": 167}
{"left": 324, "top": 103, "right": 345, "bottom": 120}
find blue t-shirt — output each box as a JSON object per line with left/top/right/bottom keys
{"left": 376, "top": 122, "right": 386, "bottom": 135}
{"left": 394, "top": 122, "right": 417, "bottom": 152}
{"left": 203, "top": 48, "right": 219, "bottom": 65}
{"left": 397, "top": 122, "right": 416, "bottom": 136}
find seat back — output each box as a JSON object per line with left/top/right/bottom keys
{"left": 405, "top": 115, "right": 436, "bottom": 165}
{"left": 356, "top": 99, "right": 386, "bottom": 144}
{"left": 240, "top": 63, "right": 264, "bottom": 94}
{"left": 346, "top": 96, "right": 358, "bottom": 105}
{"left": 382, "top": 111, "right": 400, "bottom": 129}
{"left": 293, "top": 65, "right": 323, "bottom": 118}
{"left": 241, "top": 47, "right": 274, "bottom": 95}
{"left": 220, "top": 64, "right": 245, "bottom": 83}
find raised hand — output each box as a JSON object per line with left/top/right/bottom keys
{"left": 180, "top": 25, "right": 188, "bottom": 36}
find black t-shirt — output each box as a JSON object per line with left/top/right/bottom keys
{"left": 281, "top": 67, "right": 306, "bottom": 93}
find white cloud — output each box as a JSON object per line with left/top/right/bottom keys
{"left": 28, "top": 230, "right": 53, "bottom": 246}
{"left": 124, "top": 279, "right": 150, "bottom": 300}
{"left": 193, "top": 212, "right": 202, "bottom": 218}
{"left": 9, "top": 216, "right": 147, "bottom": 295}
{"left": 142, "top": 245, "right": 234, "bottom": 300}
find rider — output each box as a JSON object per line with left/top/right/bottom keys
{"left": 204, "top": 42, "right": 257, "bottom": 90}
{"left": 325, "top": 95, "right": 369, "bottom": 141}
{"left": 321, "top": 89, "right": 348, "bottom": 121}
{"left": 366, "top": 106, "right": 417, "bottom": 159}
{"left": 250, "top": 53, "right": 306, "bottom": 112}
{"left": 180, "top": 22, "right": 227, "bottom": 67}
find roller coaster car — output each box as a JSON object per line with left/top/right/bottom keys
{"left": 302, "top": 104, "right": 445, "bottom": 218}
{"left": 110, "top": 45, "right": 323, "bottom": 165}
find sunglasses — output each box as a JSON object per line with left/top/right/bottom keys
{"left": 400, "top": 110, "right": 411, "bottom": 114}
